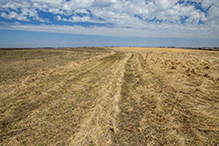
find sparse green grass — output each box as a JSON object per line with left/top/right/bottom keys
{"left": 0, "top": 47, "right": 112, "bottom": 145}
{"left": 112, "top": 53, "right": 149, "bottom": 145}
{"left": 0, "top": 48, "right": 109, "bottom": 83}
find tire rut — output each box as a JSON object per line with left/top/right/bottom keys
{"left": 69, "top": 53, "right": 131, "bottom": 146}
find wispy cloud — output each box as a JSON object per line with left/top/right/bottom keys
{"left": 0, "top": 0, "right": 219, "bottom": 38}
{"left": 1, "top": 22, "right": 218, "bottom": 39}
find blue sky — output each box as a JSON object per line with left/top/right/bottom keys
{"left": 0, "top": 0, "right": 219, "bottom": 48}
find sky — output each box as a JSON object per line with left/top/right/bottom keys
{"left": 0, "top": 0, "right": 219, "bottom": 48}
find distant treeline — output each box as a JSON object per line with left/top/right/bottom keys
{"left": 182, "top": 47, "right": 219, "bottom": 51}
{"left": 158, "top": 46, "right": 219, "bottom": 51}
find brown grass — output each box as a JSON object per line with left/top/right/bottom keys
{"left": 0, "top": 47, "right": 219, "bottom": 146}
{"left": 112, "top": 47, "right": 219, "bottom": 146}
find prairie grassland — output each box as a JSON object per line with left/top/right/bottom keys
{"left": 0, "top": 47, "right": 219, "bottom": 146}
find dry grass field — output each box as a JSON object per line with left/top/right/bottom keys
{"left": 0, "top": 47, "right": 219, "bottom": 146}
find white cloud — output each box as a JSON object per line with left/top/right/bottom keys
{"left": 0, "top": 6, "right": 50, "bottom": 23}
{"left": 0, "top": 0, "right": 216, "bottom": 25}
{"left": 155, "top": 0, "right": 178, "bottom": 11}
{"left": 57, "top": 15, "right": 62, "bottom": 21}
{"left": 1, "top": 12, "right": 7, "bottom": 18}
{"left": 33, "top": 15, "right": 50, "bottom": 23}
{"left": 207, "top": 5, "right": 219, "bottom": 19}
{"left": 66, "top": 16, "right": 91, "bottom": 22}
{"left": 48, "top": 8, "right": 64, "bottom": 15}
{"left": 60, "top": 15, "right": 106, "bottom": 24}
{"left": 201, "top": 0, "right": 219, "bottom": 9}
{"left": 1, "top": 11, "right": 29, "bottom": 21}
{"left": 0, "top": 0, "right": 219, "bottom": 38}
{"left": 73, "top": 9, "right": 89, "bottom": 14}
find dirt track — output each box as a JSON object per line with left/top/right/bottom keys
{"left": 0, "top": 47, "right": 219, "bottom": 145}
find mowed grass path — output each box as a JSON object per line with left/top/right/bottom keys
{"left": 0, "top": 47, "right": 219, "bottom": 145}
